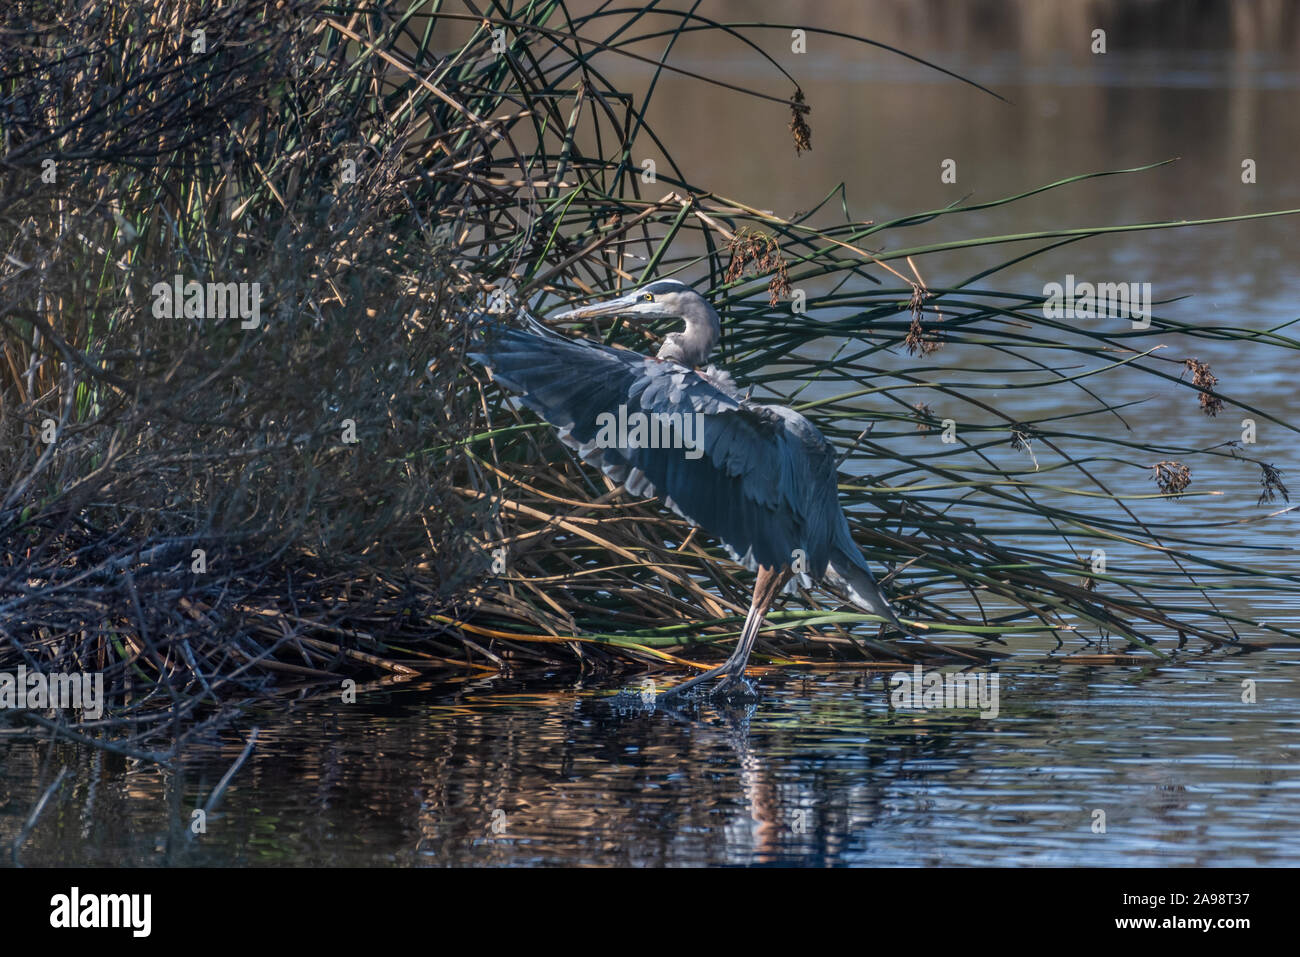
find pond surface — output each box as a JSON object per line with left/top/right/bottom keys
{"left": 3, "top": 644, "right": 1299, "bottom": 866}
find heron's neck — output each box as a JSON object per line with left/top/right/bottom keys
{"left": 656, "top": 299, "right": 721, "bottom": 367}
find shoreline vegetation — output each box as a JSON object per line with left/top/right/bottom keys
{"left": 2, "top": 1, "right": 1299, "bottom": 760}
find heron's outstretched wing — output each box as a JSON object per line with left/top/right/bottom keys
{"left": 470, "top": 321, "right": 841, "bottom": 578}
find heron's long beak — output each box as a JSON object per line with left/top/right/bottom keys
{"left": 549, "top": 292, "right": 643, "bottom": 321}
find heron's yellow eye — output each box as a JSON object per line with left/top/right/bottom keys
{"left": 641, "top": 293, "right": 654, "bottom": 302}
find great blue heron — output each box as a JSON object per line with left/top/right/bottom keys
{"left": 470, "top": 279, "right": 923, "bottom": 697}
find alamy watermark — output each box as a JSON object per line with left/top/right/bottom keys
{"left": 0, "top": 666, "right": 104, "bottom": 719}
{"left": 49, "top": 887, "right": 150, "bottom": 937}
{"left": 1042, "top": 274, "right": 1151, "bottom": 329}
{"left": 890, "top": 665, "right": 999, "bottom": 719}
{"left": 152, "top": 274, "right": 261, "bottom": 329}
{"left": 594, "top": 405, "right": 705, "bottom": 460}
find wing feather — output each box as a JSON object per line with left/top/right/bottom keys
{"left": 471, "top": 322, "right": 840, "bottom": 579}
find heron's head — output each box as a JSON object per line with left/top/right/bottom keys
{"left": 550, "top": 279, "right": 721, "bottom": 366}
{"left": 549, "top": 279, "right": 704, "bottom": 323}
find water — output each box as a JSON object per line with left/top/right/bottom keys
{"left": 4, "top": 8, "right": 1300, "bottom": 867}
{"left": 4, "top": 647, "right": 1299, "bottom": 866}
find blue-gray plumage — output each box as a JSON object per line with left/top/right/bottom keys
{"left": 469, "top": 279, "right": 916, "bottom": 697}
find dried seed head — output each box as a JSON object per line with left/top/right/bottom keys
{"left": 903, "top": 283, "right": 942, "bottom": 356}
{"left": 904, "top": 315, "right": 941, "bottom": 356}
{"left": 726, "top": 227, "right": 790, "bottom": 305}
{"left": 1009, "top": 426, "right": 1036, "bottom": 454}
{"left": 767, "top": 263, "right": 791, "bottom": 304}
{"left": 1183, "top": 357, "right": 1223, "bottom": 417}
{"left": 789, "top": 88, "right": 812, "bottom": 155}
{"left": 1009, "top": 424, "right": 1040, "bottom": 470}
{"left": 1259, "top": 462, "right": 1289, "bottom": 505}
{"left": 1151, "top": 460, "right": 1191, "bottom": 498}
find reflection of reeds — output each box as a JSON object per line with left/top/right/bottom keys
{"left": 3, "top": 1, "right": 1300, "bottom": 753}
{"left": 0, "top": 682, "right": 953, "bottom": 865}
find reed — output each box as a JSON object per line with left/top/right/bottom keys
{"left": 2, "top": 1, "right": 1297, "bottom": 756}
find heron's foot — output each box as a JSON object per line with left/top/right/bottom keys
{"left": 711, "top": 672, "right": 759, "bottom": 702}
{"left": 659, "top": 663, "right": 759, "bottom": 701}
{"left": 656, "top": 664, "right": 725, "bottom": 700}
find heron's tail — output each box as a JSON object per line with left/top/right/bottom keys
{"left": 828, "top": 544, "right": 910, "bottom": 636}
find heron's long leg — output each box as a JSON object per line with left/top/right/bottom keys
{"left": 662, "top": 565, "right": 792, "bottom": 698}
{"left": 719, "top": 565, "right": 792, "bottom": 679}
